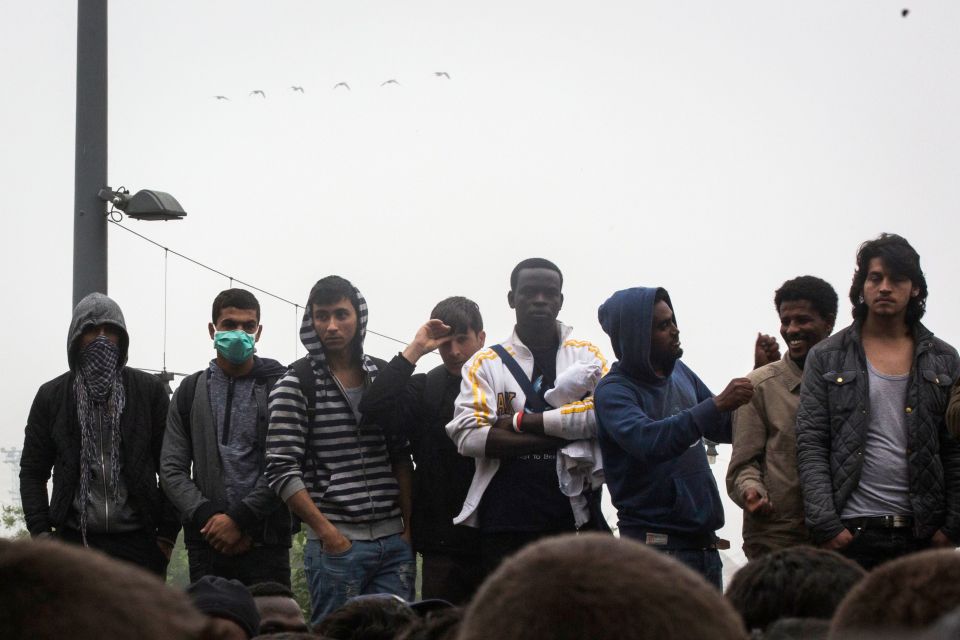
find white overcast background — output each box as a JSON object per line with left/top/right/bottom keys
{"left": 3, "top": 1, "right": 959, "bottom": 570}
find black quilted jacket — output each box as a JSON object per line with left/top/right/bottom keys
{"left": 795, "top": 321, "right": 960, "bottom": 544}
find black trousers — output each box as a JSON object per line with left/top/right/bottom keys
{"left": 420, "top": 550, "right": 484, "bottom": 604}
{"left": 188, "top": 544, "right": 291, "bottom": 587}
{"left": 58, "top": 527, "right": 168, "bottom": 577}
{"left": 840, "top": 527, "right": 930, "bottom": 571}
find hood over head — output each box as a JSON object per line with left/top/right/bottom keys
{"left": 299, "top": 277, "right": 368, "bottom": 368}
{"left": 67, "top": 293, "right": 129, "bottom": 370}
{"left": 597, "top": 286, "right": 676, "bottom": 382}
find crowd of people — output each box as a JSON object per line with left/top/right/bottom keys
{"left": 9, "top": 231, "right": 960, "bottom": 638}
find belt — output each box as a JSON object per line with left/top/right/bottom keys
{"left": 843, "top": 515, "right": 914, "bottom": 530}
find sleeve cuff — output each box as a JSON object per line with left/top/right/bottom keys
{"left": 278, "top": 476, "right": 307, "bottom": 503}
{"left": 541, "top": 409, "right": 562, "bottom": 437}
{"left": 191, "top": 500, "right": 226, "bottom": 530}
{"left": 226, "top": 503, "right": 260, "bottom": 533}
{"left": 392, "top": 353, "right": 417, "bottom": 373}
{"left": 690, "top": 399, "right": 720, "bottom": 436}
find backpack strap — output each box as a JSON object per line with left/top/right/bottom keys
{"left": 490, "top": 344, "right": 547, "bottom": 413}
{"left": 290, "top": 357, "right": 317, "bottom": 423}
{"left": 176, "top": 371, "right": 204, "bottom": 430}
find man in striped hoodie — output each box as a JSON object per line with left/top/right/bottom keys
{"left": 265, "top": 276, "right": 414, "bottom": 626}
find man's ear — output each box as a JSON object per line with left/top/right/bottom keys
{"left": 558, "top": 292, "right": 564, "bottom": 311}
{"left": 208, "top": 322, "right": 216, "bottom": 340}
{"left": 507, "top": 290, "right": 516, "bottom": 309}
{"left": 254, "top": 325, "right": 263, "bottom": 342}
{"left": 478, "top": 330, "right": 487, "bottom": 347}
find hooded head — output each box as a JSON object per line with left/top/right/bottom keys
{"left": 598, "top": 287, "right": 679, "bottom": 382}
{"left": 67, "top": 293, "right": 129, "bottom": 371}
{"left": 300, "top": 276, "right": 368, "bottom": 368}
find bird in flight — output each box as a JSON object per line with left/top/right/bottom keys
{"left": 434, "top": 71, "right": 451, "bottom": 79}
{"left": 214, "top": 95, "right": 230, "bottom": 101}
{"left": 291, "top": 86, "right": 305, "bottom": 93}
{"left": 333, "top": 82, "right": 351, "bottom": 90}
{"left": 380, "top": 79, "right": 400, "bottom": 87}
{"left": 901, "top": 8, "right": 909, "bottom": 17}
{"left": 250, "top": 90, "right": 266, "bottom": 98}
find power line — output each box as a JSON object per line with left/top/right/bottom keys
{"left": 107, "top": 219, "right": 422, "bottom": 353}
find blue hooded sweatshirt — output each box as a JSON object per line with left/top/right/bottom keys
{"left": 594, "top": 287, "right": 731, "bottom": 542}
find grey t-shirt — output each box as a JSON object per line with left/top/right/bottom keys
{"left": 208, "top": 362, "right": 261, "bottom": 509}
{"left": 842, "top": 360, "right": 912, "bottom": 518}
{"left": 342, "top": 384, "right": 364, "bottom": 424}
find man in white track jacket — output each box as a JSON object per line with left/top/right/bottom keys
{"left": 446, "top": 258, "right": 609, "bottom": 576}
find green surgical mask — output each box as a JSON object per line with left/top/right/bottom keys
{"left": 214, "top": 330, "right": 256, "bottom": 364}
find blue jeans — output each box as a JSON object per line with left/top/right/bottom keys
{"left": 661, "top": 548, "right": 723, "bottom": 590}
{"left": 304, "top": 533, "right": 415, "bottom": 626}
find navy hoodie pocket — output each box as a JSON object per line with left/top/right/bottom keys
{"left": 670, "top": 469, "right": 717, "bottom": 530}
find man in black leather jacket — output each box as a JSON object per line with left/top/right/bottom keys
{"left": 20, "top": 293, "right": 179, "bottom": 576}
{"left": 796, "top": 234, "right": 960, "bottom": 569}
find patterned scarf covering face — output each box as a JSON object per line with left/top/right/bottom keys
{"left": 74, "top": 334, "right": 126, "bottom": 545}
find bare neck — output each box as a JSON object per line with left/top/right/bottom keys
{"left": 861, "top": 313, "right": 912, "bottom": 341}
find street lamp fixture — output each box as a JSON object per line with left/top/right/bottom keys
{"left": 98, "top": 186, "right": 187, "bottom": 221}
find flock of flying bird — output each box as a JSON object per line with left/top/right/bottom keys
{"left": 213, "top": 72, "right": 451, "bottom": 100}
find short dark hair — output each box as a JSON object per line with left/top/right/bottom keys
{"left": 430, "top": 297, "right": 483, "bottom": 335}
{"left": 725, "top": 547, "right": 864, "bottom": 633}
{"left": 774, "top": 276, "right": 838, "bottom": 321}
{"left": 509, "top": 258, "right": 563, "bottom": 291}
{"left": 0, "top": 539, "right": 210, "bottom": 639}
{"left": 317, "top": 596, "right": 419, "bottom": 640}
{"left": 849, "top": 233, "right": 927, "bottom": 325}
{"left": 212, "top": 288, "right": 261, "bottom": 324}
{"left": 458, "top": 533, "right": 747, "bottom": 640}
{"left": 247, "top": 581, "right": 296, "bottom": 599}
{"left": 830, "top": 549, "right": 960, "bottom": 635}
{"left": 308, "top": 275, "right": 360, "bottom": 313}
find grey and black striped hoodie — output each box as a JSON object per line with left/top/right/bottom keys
{"left": 264, "top": 282, "right": 408, "bottom": 540}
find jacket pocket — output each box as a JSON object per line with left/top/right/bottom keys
{"left": 670, "top": 470, "right": 719, "bottom": 530}
{"left": 823, "top": 370, "right": 860, "bottom": 430}
{"left": 921, "top": 369, "right": 954, "bottom": 416}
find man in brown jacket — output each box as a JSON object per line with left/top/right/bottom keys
{"left": 727, "top": 276, "right": 837, "bottom": 559}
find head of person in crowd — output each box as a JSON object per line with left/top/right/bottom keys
{"left": 598, "top": 287, "right": 682, "bottom": 381}
{"left": 725, "top": 546, "right": 865, "bottom": 634}
{"left": 774, "top": 276, "right": 837, "bottom": 368}
{"left": 396, "top": 606, "right": 462, "bottom": 640}
{"left": 250, "top": 633, "right": 317, "bottom": 640}
{"left": 306, "top": 275, "right": 366, "bottom": 365}
{"left": 829, "top": 549, "right": 960, "bottom": 637}
{"left": 188, "top": 575, "right": 262, "bottom": 640}
{"left": 458, "top": 533, "right": 747, "bottom": 640}
{"left": 209, "top": 288, "right": 262, "bottom": 373}
{"left": 68, "top": 291, "right": 130, "bottom": 372}
{"left": 849, "top": 233, "right": 927, "bottom": 327}
{"left": 508, "top": 257, "right": 564, "bottom": 336}
{"left": 315, "top": 594, "right": 420, "bottom": 640}
{"left": 247, "top": 582, "right": 309, "bottom": 635}
{"left": 0, "top": 538, "right": 210, "bottom": 640}
{"left": 430, "top": 296, "right": 485, "bottom": 376}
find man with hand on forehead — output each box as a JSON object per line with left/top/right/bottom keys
{"left": 360, "top": 296, "right": 487, "bottom": 603}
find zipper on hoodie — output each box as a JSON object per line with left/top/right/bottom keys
{"left": 222, "top": 377, "right": 235, "bottom": 446}
{"left": 98, "top": 412, "right": 110, "bottom": 532}
{"left": 330, "top": 372, "right": 378, "bottom": 518}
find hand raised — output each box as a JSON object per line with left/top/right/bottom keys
{"left": 753, "top": 333, "right": 781, "bottom": 369}
{"left": 714, "top": 378, "right": 754, "bottom": 413}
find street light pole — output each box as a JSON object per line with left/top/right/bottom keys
{"left": 72, "top": 0, "right": 108, "bottom": 307}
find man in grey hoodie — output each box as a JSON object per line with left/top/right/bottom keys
{"left": 20, "top": 293, "right": 179, "bottom": 576}
{"left": 161, "top": 289, "right": 292, "bottom": 586}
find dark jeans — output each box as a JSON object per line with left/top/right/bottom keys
{"left": 420, "top": 551, "right": 484, "bottom": 604}
{"left": 188, "top": 544, "right": 291, "bottom": 587}
{"left": 58, "top": 527, "right": 168, "bottom": 578}
{"left": 660, "top": 549, "right": 723, "bottom": 590}
{"left": 840, "top": 527, "right": 930, "bottom": 571}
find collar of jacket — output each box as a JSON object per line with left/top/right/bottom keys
{"left": 501, "top": 320, "right": 573, "bottom": 361}
{"left": 845, "top": 319, "right": 936, "bottom": 357}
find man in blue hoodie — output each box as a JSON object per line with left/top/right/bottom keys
{"left": 594, "top": 287, "right": 753, "bottom": 588}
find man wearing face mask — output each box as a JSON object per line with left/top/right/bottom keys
{"left": 161, "top": 289, "right": 292, "bottom": 585}
{"left": 20, "top": 293, "right": 180, "bottom": 576}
